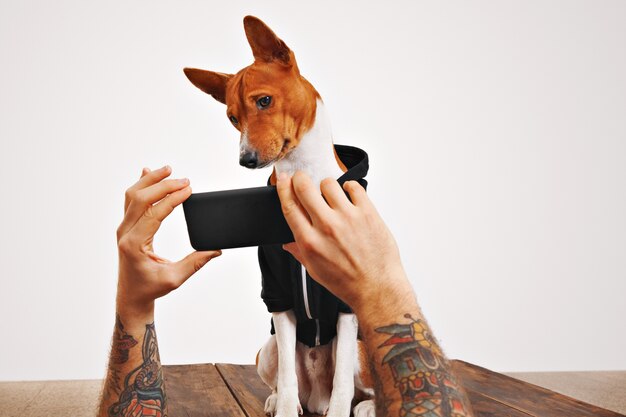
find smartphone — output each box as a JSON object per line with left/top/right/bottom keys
{"left": 182, "top": 186, "right": 294, "bottom": 250}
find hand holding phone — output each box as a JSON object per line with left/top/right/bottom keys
{"left": 183, "top": 145, "right": 369, "bottom": 250}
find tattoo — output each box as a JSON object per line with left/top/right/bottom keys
{"left": 107, "top": 315, "right": 139, "bottom": 396}
{"left": 370, "top": 358, "right": 393, "bottom": 415}
{"left": 375, "top": 314, "right": 472, "bottom": 417}
{"left": 108, "top": 322, "right": 167, "bottom": 417}
{"left": 112, "top": 315, "right": 139, "bottom": 364}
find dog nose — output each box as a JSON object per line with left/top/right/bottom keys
{"left": 239, "top": 151, "right": 259, "bottom": 168}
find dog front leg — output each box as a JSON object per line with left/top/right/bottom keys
{"left": 273, "top": 310, "right": 303, "bottom": 417}
{"left": 327, "top": 312, "right": 358, "bottom": 417}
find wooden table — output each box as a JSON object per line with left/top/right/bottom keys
{"left": 164, "top": 360, "right": 624, "bottom": 417}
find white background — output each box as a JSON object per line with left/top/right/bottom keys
{"left": 1, "top": 0, "right": 625, "bottom": 381}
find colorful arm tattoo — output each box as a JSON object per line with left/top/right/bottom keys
{"left": 105, "top": 318, "right": 167, "bottom": 417}
{"left": 375, "top": 314, "right": 473, "bottom": 417}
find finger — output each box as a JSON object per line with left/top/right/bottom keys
{"left": 276, "top": 172, "right": 313, "bottom": 238}
{"left": 290, "top": 171, "right": 334, "bottom": 226}
{"left": 320, "top": 177, "right": 352, "bottom": 210}
{"left": 119, "top": 178, "right": 190, "bottom": 237}
{"left": 124, "top": 165, "right": 172, "bottom": 212}
{"left": 170, "top": 250, "right": 222, "bottom": 286}
{"left": 282, "top": 242, "right": 304, "bottom": 263}
{"left": 124, "top": 167, "right": 152, "bottom": 213}
{"left": 138, "top": 177, "right": 190, "bottom": 207}
{"left": 130, "top": 186, "right": 192, "bottom": 239}
{"left": 343, "top": 181, "right": 372, "bottom": 208}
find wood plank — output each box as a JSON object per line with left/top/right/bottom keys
{"left": 215, "top": 364, "right": 270, "bottom": 417}
{"left": 452, "top": 360, "right": 625, "bottom": 417}
{"left": 163, "top": 364, "right": 245, "bottom": 417}
{"left": 216, "top": 363, "right": 322, "bottom": 417}
{"left": 505, "top": 370, "right": 626, "bottom": 415}
{"left": 1, "top": 362, "right": 620, "bottom": 417}
{"left": 216, "top": 363, "right": 538, "bottom": 417}
{"left": 464, "top": 390, "right": 533, "bottom": 417}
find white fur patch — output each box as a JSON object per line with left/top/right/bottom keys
{"left": 272, "top": 311, "right": 303, "bottom": 417}
{"left": 274, "top": 99, "right": 344, "bottom": 187}
{"left": 239, "top": 128, "right": 252, "bottom": 157}
{"left": 326, "top": 313, "right": 358, "bottom": 417}
{"left": 353, "top": 399, "right": 376, "bottom": 417}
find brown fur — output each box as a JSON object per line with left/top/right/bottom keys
{"left": 184, "top": 16, "right": 346, "bottom": 175}
{"left": 357, "top": 340, "right": 374, "bottom": 389}
{"left": 225, "top": 62, "right": 318, "bottom": 165}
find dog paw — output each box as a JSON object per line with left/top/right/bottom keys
{"left": 325, "top": 389, "right": 353, "bottom": 417}
{"left": 353, "top": 399, "right": 376, "bottom": 417}
{"left": 273, "top": 390, "right": 303, "bottom": 417}
{"left": 326, "top": 407, "right": 351, "bottom": 417}
{"left": 265, "top": 392, "right": 278, "bottom": 416}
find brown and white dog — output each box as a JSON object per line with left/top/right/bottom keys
{"left": 184, "top": 16, "right": 375, "bottom": 417}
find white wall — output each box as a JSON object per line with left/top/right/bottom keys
{"left": 1, "top": 0, "right": 625, "bottom": 381}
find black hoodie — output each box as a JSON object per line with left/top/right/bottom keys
{"left": 258, "top": 145, "right": 369, "bottom": 347}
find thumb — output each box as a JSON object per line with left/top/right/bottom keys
{"left": 172, "top": 250, "right": 222, "bottom": 284}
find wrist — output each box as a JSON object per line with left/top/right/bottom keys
{"left": 116, "top": 290, "right": 155, "bottom": 323}
{"left": 352, "top": 266, "right": 418, "bottom": 327}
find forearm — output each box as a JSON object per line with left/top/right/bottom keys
{"left": 99, "top": 165, "right": 218, "bottom": 416}
{"left": 98, "top": 301, "right": 167, "bottom": 417}
{"left": 355, "top": 271, "right": 474, "bottom": 417}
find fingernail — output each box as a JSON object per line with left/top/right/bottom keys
{"left": 277, "top": 172, "right": 287, "bottom": 182}
{"left": 162, "top": 165, "right": 170, "bottom": 171}
{"left": 179, "top": 178, "right": 189, "bottom": 184}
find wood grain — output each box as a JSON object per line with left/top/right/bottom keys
{"left": 506, "top": 370, "right": 626, "bottom": 415}
{"left": 160, "top": 361, "right": 626, "bottom": 417}
{"left": 464, "top": 390, "right": 533, "bottom": 417}
{"left": 216, "top": 363, "right": 271, "bottom": 417}
{"left": 1, "top": 362, "right": 622, "bottom": 417}
{"left": 216, "top": 363, "right": 323, "bottom": 417}
{"left": 216, "top": 363, "right": 542, "bottom": 417}
{"left": 452, "top": 360, "right": 625, "bottom": 417}
{"left": 163, "top": 363, "right": 246, "bottom": 417}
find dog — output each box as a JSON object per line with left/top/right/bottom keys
{"left": 184, "top": 16, "right": 375, "bottom": 417}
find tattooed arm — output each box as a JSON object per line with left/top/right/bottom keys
{"left": 100, "top": 313, "right": 164, "bottom": 417}
{"left": 358, "top": 286, "right": 473, "bottom": 416}
{"left": 98, "top": 166, "right": 221, "bottom": 417}
{"left": 276, "top": 171, "right": 474, "bottom": 417}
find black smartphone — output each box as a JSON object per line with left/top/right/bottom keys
{"left": 182, "top": 186, "right": 294, "bottom": 250}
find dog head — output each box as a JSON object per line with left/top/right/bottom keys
{"left": 184, "top": 16, "right": 319, "bottom": 169}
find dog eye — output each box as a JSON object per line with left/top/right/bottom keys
{"left": 229, "top": 115, "right": 238, "bottom": 125}
{"left": 256, "top": 96, "right": 272, "bottom": 109}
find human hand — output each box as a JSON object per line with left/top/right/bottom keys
{"left": 276, "top": 171, "right": 411, "bottom": 313}
{"left": 116, "top": 165, "right": 221, "bottom": 316}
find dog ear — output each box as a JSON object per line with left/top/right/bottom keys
{"left": 243, "top": 15, "right": 293, "bottom": 66}
{"left": 183, "top": 68, "right": 232, "bottom": 104}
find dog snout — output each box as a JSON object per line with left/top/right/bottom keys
{"left": 239, "top": 151, "right": 259, "bottom": 169}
